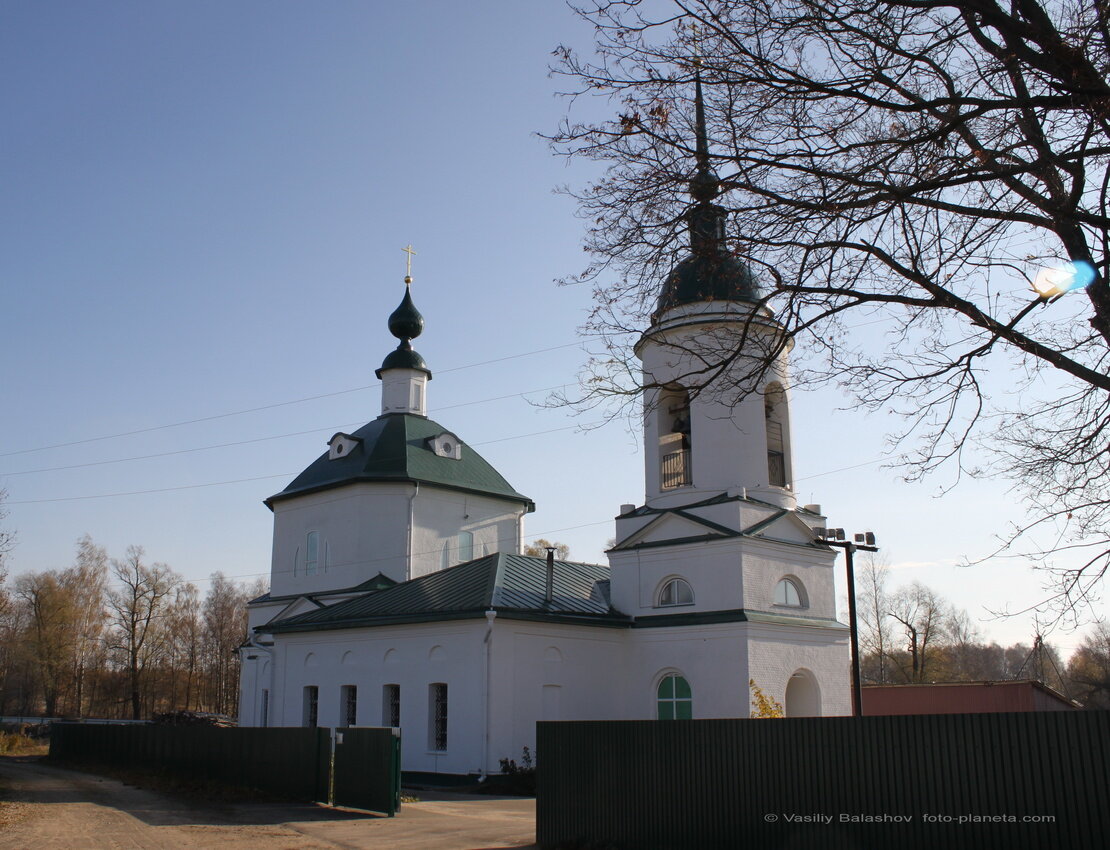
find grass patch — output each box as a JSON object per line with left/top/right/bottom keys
{"left": 0, "top": 733, "right": 48, "bottom": 757}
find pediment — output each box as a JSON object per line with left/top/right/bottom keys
{"left": 743, "top": 510, "right": 821, "bottom": 546}
{"left": 612, "top": 511, "right": 734, "bottom": 550}
{"left": 269, "top": 595, "right": 327, "bottom": 624}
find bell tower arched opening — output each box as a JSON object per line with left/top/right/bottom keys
{"left": 764, "top": 382, "right": 790, "bottom": 489}
{"left": 658, "top": 386, "right": 692, "bottom": 490}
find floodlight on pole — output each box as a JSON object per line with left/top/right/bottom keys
{"left": 816, "top": 528, "right": 878, "bottom": 718}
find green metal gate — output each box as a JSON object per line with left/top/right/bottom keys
{"left": 332, "top": 726, "right": 401, "bottom": 815}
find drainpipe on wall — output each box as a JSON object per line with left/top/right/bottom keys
{"left": 483, "top": 610, "right": 496, "bottom": 775}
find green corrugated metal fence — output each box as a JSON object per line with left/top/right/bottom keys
{"left": 333, "top": 727, "right": 401, "bottom": 815}
{"left": 537, "top": 712, "right": 1110, "bottom": 850}
{"left": 50, "top": 724, "right": 331, "bottom": 802}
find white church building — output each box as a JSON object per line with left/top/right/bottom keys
{"left": 237, "top": 93, "right": 850, "bottom": 775}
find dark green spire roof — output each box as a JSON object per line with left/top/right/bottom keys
{"left": 378, "top": 285, "right": 431, "bottom": 377}
{"left": 265, "top": 413, "right": 534, "bottom": 510}
{"left": 654, "top": 68, "right": 764, "bottom": 319}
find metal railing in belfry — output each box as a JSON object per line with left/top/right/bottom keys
{"left": 661, "top": 449, "right": 691, "bottom": 488}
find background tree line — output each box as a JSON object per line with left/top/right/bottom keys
{"left": 0, "top": 532, "right": 263, "bottom": 720}
{"left": 856, "top": 554, "right": 1110, "bottom": 708}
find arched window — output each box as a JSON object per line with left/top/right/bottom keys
{"left": 659, "top": 386, "right": 692, "bottom": 489}
{"left": 458, "top": 531, "right": 474, "bottom": 562}
{"left": 441, "top": 541, "right": 451, "bottom": 571}
{"left": 657, "top": 674, "right": 692, "bottom": 720}
{"left": 657, "top": 577, "right": 694, "bottom": 607}
{"left": 305, "top": 531, "right": 320, "bottom": 576}
{"left": 774, "top": 577, "right": 805, "bottom": 608}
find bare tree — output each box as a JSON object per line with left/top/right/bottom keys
{"left": 552, "top": 0, "right": 1110, "bottom": 621}
{"left": 0, "top": 489, "right": 15, "bottom": 576}
{"left": 166, "top": 582, "right": 201, "bottom": 711}
{"left": 107, "top": 547, "right": 178, "bottom": 719}
{"left": 523, "top": 539, "right": 572, "bottom": 560}
{"left": 201, "top": 573, "right": 250, "bottom": 716}
{"left": 1066, "top": 621, "right": 1110, "bottom": 708}
{"left": 65, "top": 535, "right": 108, "bottom": 717}
{"left": 856, "top": 552, "right": 895, "bottom": 684}
{"left": 942, "top": 607, "right": 982, "bottom": 681}
{"left": 888, "top": 581, "right": 950, "bottom": 682}
{"left": 14, "top": 570, "right": 77, "bottom": 716}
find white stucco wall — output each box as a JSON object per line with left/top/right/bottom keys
{"left": 745, "top": 623, "right": 852, "bottom": 717}
{"left": 637, "top": 303, "right": 796, "bottom": 511}
{"left": 262, "top": 621, "right": 491, "bottom": 775}
{"left": 410, "top": 489, "right": 523, "bottom": 579}
{"left": 270, "top": 483, "right": 413, "bottom": 596}
{"left": 269, "top": 482, "right": 526, "bottom": 596}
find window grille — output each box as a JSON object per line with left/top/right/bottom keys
{"left": 303, "top": 685, "right": 318, "bottom": 727}
{"left": 430, "top": 683, "right": 448, "bottom": 751}
{"left": 341, "top": 685, "right": 357, "bottom": 727}
{"left": 383, "top": 684, "right": 400, "bottom": 728}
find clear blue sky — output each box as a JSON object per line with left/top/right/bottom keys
{"left": 1, "top": 1, "right": 1099, "bottom": 657}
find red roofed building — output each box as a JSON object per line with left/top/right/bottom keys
{"left": 862, "top": 680, "right": 1078, "bottom": 715}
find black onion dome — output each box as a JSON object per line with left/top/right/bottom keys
{"left": 377, "top": 342, "right": 430, "bottom": 376}
{"left": 654, "top": 252, "right": 763, "bottom": 318}
{"left": 376, "top": 286, "right": 432, "bottom": 378}
{"left": 388, "top": 288, "right": 424, "bottom": 341}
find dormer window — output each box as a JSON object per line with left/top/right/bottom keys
{"left": 328, "top": 433, "right": 362, "bottom": 461}
{"left": 428, "top": 431, "right": 462, "bottom": 460}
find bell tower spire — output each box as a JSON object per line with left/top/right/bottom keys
{"left": 633, "top": 67, "right": 796, "bottom": 510}
{"left": 687, "top": 67, "right": 728, "bottom": 257}
{"left": 376, "top": 245, "right": 431, "bottom": 416}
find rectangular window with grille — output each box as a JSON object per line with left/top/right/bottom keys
{"left": 429, "top": 683, "right": 448, "bottom": 751}
{"left": 340, "top": 685, "right": 357, "bottom": 727}
{"left": 260, "top": 689, "right": 269, "bottom": 728}
{"left": 303, "top": 685, "right": 318, "bottom": 728}
{"left": 383, "top": 684, "right": 400, "bottom": 728}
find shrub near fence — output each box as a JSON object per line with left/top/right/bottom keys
{"left": 537, "top": 711, "right": 1110, "bottom": 850}
{"left": 49, "top": 723, "right": 330, "bottom": 802}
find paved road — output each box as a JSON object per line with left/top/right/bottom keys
{"left": 0, "top": 757, "right": 537, "bottom": 849}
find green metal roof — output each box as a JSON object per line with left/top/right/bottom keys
{"left": 248, "top": 572, "right": 397, "bottom": 606}
{"left": 266, "top": 414, "right": 534, "bottom": 509}
{"left": 265, "top": 553, "right": 629, "bottom": 634}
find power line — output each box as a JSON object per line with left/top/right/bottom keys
{"left": 2, "top": 420, "right": 601, "bottom": 503}
{"left": 5, "top": 473, "right": 297, "bottom": 505}
{"left": 0, "top": 384, "right": 573, "bottom": 477}
{"left": 0, "top": 342, "right": 580, "bottom": 459}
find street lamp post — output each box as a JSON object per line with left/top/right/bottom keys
{"left": 817, "top": 529, "right": 878, "bottom": 718}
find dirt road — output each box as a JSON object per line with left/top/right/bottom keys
{"left": 0, "top": 757, "right": 537, "bottom": 849}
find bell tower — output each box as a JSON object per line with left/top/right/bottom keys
{"left": 636, "top": 71, "right": 796, "bottom": 511}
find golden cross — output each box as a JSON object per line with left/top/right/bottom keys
{"left": 402, "top": 244, "right": 417, "bottom": 284}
